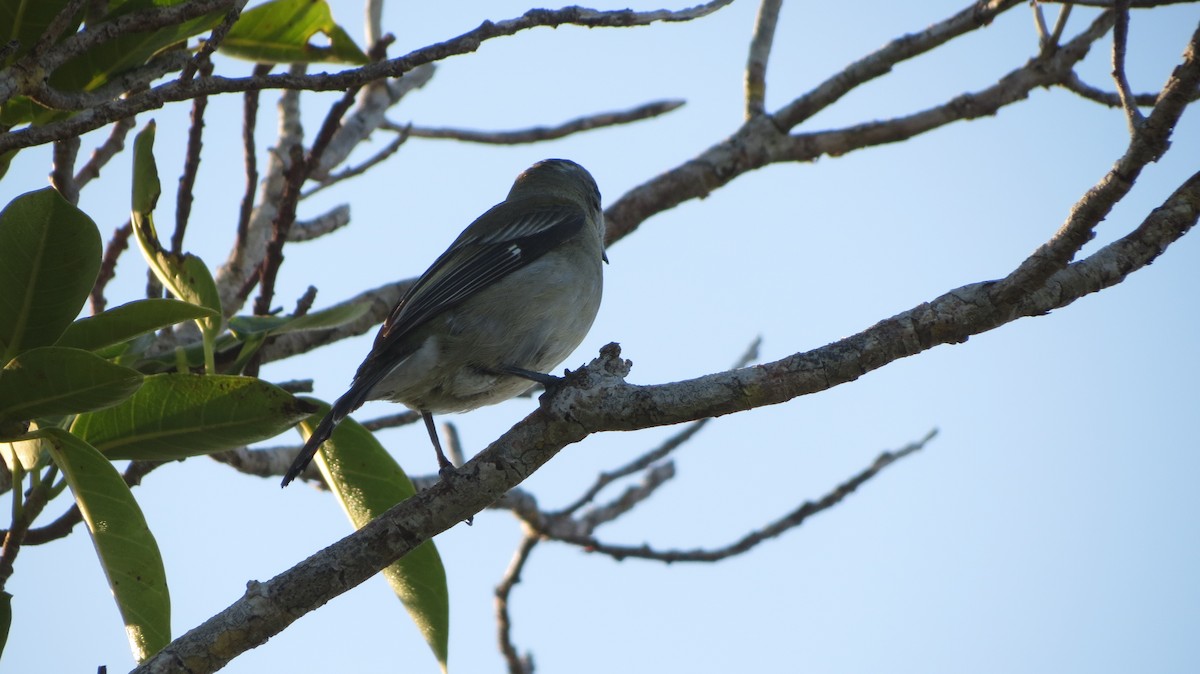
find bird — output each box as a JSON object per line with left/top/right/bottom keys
{"left": 282, "top": 159, "right": 606, "bottom": 487}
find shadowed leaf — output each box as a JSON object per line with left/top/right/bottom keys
{"left": 39, "top": 427, "right": 170, "bottom": 661}
{"left": 0, "top": 188, "right": 101, "bottom": 362}
{"left": 0, "top": 347, "right": 142, "bottom": 421}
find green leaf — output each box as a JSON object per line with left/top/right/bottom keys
{"left": 48, "top": 0, "right": 224, "bottom": 93}
{"left": 0, "top": 188, "right": 102, "bottom": 363}
{"left": 39, "top": 427, "right": 170, "bottom": 661}
{"left": 131, "top": 122, "right": 222, "bottom": 371}
{"left": 221, "top": 0, "right": 368, "bottom": 64}
{"left": 0, "top": 347, "right": 142, "bottom": 421}
{"left": 301, "top": 402, "right": 449, "bottom": 671}
{"left": 57, "top": 299, "right": 218, "bottom": 352}
{"left": 0, "top": 148, "right": 16, "bottom": 179}
{"left": 71, "top": 373, "right": 316, "bottom": 460}
{"left": 131, "top": 120, "right": 161, "bottom": 215}
{"left": 0, "top": 425, "right": 44, "bottom": 473}
{"left": 227, "top": 300, "right": 371, "bottom": 339}
{"left": 0, "top": 591, "right": 10, "bottom": 662}
{"left": 0, "top": 94, "right": 49, "bottom": 131}
{"left": 131, "top": 124, "right": 223, "bottom": 321}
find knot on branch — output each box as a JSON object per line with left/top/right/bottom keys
{"left": 540, "top": 342, "right": 630, "bottom": 424}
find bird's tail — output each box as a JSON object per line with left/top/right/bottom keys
{"left": 280, "top": 382, "right": 373, "bottom": 487}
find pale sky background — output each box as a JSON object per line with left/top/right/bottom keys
{"left": 3, "top": 1, "right": 1199, "bottom": 672}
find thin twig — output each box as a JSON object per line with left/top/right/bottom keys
{"left": 773, "top": 0, "right": 1024, "bottom": 130}
{"left": 293, "top": 286, "right": 317, "bottom": 317}
{"left": 495, "top": 530, "right": 539, "bottom": 674}
{"left": 1047, "top": 0, "right": 1193, "bottom": 7}
{"left": 403, "top": 100, "right": 685, "bottom": 144}
{"left": 990, "top": 18, "right": 1200, "bottom": 304}
{"left": 250, "top": 144, "right": 305, "bottom": 317}
{"left": 0, "top": 2, "right": 733, "bottom": 153}
{"left": 0, "top": 470, "right": 56, "bottom": 591}
{"left": 29, "top": 51, "right": 191, "bottom": 112}
{"left": 91, "top": 220, "right": 133, "bottom": 314}
{"left": 745, "top": 0, "right": 783, "bottom": 118}
{"left": 552, "top": 335, "right": 758, "bottom": 513}
{"left": 302, "top": 126, "right": 409, "bottom": 200}
{"left": 234, "top": 64, "right": 272, "bottom": 269}
{"left": 576, "top": 462, "right": 676, "bottom": 531}
{"left": 1048, "top": 2, "right": 1073, "bottom": 47}
{"left": 74, "top": 116, "right": 137, "bottom": 190}
{"left": 555, "top": 421, "right": 705, "bottom": 518}
{"left": 1111, "top": 0, "right": 1146, "bottom": 131}
{"left": 251, "top": 84, "right": 360, "bottom": 319}
{"left": 287, "top": 205, "right": 351, "bottom": 241}
{"left": 360, "top": 411, "right": 423, "bottom": 431}
{"left": 232, "top": 65, "right": 302, "bottom": 312}
{"left": 554, "top": 337, "right": 760, "bottom": 516}
{"left": 1059, "top": 70, "right": 1164, "bottom": 106}
{"left": 306, "top": 87, "right": 363, "bottom": 169}
{"left": 549, "top": 431, "right": 936, "bottom": 563}
{"left": 1032, "top": 1, "right": 1052, "bottom": 48}
{"left": 1, "top": 0, "right": 235, "bottom": 100}
{"left": 173, "top": 57, "right": 213, "bottom": 255}
{"left": 28, "top": 0, "right": 88, "bottom": 60}
{"left": 181, "top": 0, "right": 248, "bottom": 81}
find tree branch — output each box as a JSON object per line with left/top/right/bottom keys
{"left": 1111, "top": 0, "right": 1147, "bottom": 130}
{"left": 744, "top": 0, "right": 782, "bottom": 118}
{"left": 131, "top": 159, "right": 1200, "bottom": 671}
{"left": 546, "top": 431, "right": 934, "bottom": 562}
{"left": 0, "top": 2, "right": 734, "bottom": 154}
{"left": 402, "top": 99, "right": 685, "bottom": 145}
{"left": 73, "top": 116, "right": 137, "bottom": 191}
{"left": 772, "top": 0, "right": 1024, "bottom": 131}
{"left": 495, "top": 529, "right": 539, "bottom": 674}
{"left": 1058, "top": 70, "right": 1169, "bottom": 106}
{"left": 990, "top": 18, "right": 1200, "bottom": 304}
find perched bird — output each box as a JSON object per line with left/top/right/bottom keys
{"left": 282, "top": 159, "right": 606, "bottom": 487}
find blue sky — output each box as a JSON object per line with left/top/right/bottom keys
{"left": 3, "top": 1, "right": 1199, "bottom": 672}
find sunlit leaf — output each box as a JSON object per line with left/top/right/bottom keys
{"left": 130, "top": 122, "right": 222, "bottom": 370}
{"left": 300, "top": 402, "right": 449, "bottom": 671}
{"left": 72, "top": 373, "right": 316, "bottom": 460}
{"left": 221, "top": 0, "right": 368, "bottom": 64}
{"left": 39, "top": 427, "right": 170, "bottom": 661}
{"left": 57, "top": 299, "right": 218, "bottom": 352}
{"left": 131, "top": 122, "right": 223, "bottom": 320}
{"left": 0, "top": 421, "right": 45, "bottom": 473}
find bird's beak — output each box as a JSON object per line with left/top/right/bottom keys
{"left": 602, "top": 251, "right": 610, "bottom": 264}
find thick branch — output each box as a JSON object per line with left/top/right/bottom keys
{"left": 606, "top": 10, "right": 1114, "bottom": 245}
{"left": 132, "top": 166, "right": 1199, "bottom": 672}
{"left": 990, "top": 19, "right": 1200, "bottom": 303}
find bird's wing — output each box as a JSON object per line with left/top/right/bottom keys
{"left": 366, "top": 199, "right": 588, "bottom": 363}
